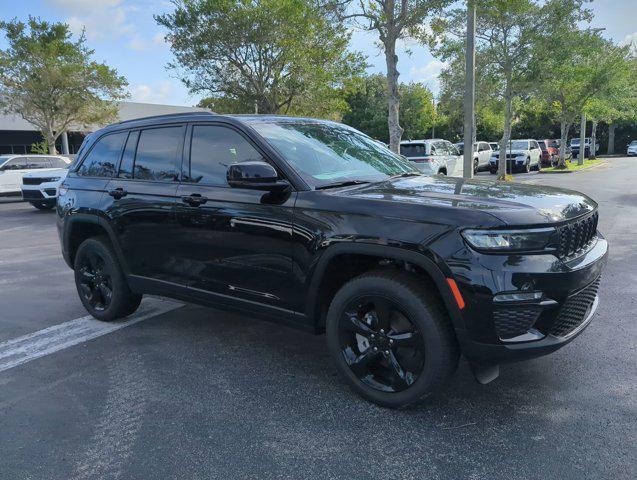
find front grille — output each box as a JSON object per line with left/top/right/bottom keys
{"left": 21, "top": 190, "right": 44, "bottom": 199}
{"left": 22, "top": 177, "right": 43, "bottom": 185}
{"left": 550, "top": 277, "right": 601, "bottom": 337}
{"left": 493, "top": 306, "right": 542, "bottom": 339}
{"left": 556, "top": 211, "right": 598, "bottom": 259}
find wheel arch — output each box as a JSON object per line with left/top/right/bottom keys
{"left": 64, "top": 214, "right": 129, "bottom": 273}
{"left": 307, "top": 243, "right": 464, "bottom": 333}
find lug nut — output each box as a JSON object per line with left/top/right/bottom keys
{"left": 373, "top": 347, "right": 378, "bottom": 352}
{"left": 389, "top": 339, "right": 394, "bottom": 345}
{"left": 380, "top": 329, "right": 385, "bottom": 334}
{"left": 370, "top": 334, "right": 375, "bottom": 339}
{"left": 384, "top": 350, "right": 390, "bottom": 355}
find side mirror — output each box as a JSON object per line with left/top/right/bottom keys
{"left": 227, "top": 161, "right": 290, "bottom": 192}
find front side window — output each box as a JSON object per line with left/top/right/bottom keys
{"left": 77, "top": 132, "right": 127, "bottom": 177}
{"left": 27, "top": 157, "right": 52, "bottom": 168}
{"left": 133, "top": 127, "right": 183, "bottom": 181}
{"left": 187, "top": 125, "right": 264, "bottom": 186}
{"left": 251, "top": 121, "right": 417, "bottom": 188}
{"left": 49, "top": 157, "right": 69, "bottom": 168}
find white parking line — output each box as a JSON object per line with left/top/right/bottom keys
{"left": 0, "top": 297, "right": 183, "bottom": 373}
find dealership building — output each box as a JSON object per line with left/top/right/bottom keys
{"left": 0, "top": 102, "right": 205, "bottom": 155}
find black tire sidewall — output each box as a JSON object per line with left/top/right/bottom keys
{"left": 73, "top": 237, "right": 140, "bottom": 321}
{"left": 326, "top": 273, "right": 454, "bottom": 408}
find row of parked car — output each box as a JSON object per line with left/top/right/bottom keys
{"left": 397, "top": 137, "right": 602, "bottom": 176}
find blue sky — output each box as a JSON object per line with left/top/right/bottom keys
{"left": 1, "top": 0, "right": 636, "bottom": 106}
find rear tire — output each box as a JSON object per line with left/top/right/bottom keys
{"left": 74, "top": 237, "right": 142, "bottom": 321}
{"left": 473, "top": 158, "right": 479, "bottom": 174}
{"left": 326, "top": 270, "right": 459, "bottom": 408}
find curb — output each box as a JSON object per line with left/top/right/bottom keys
{"left": 538, "top": 161, "right": 607, "bottom": 174}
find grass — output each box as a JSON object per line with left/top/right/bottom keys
{"left": 541, "top": 158, "right": 602, "bottom": 173}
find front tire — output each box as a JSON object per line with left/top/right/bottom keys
{"left": 30, "top": 201, "right": 54, "bottom": 210}
{"left": 326, "top": 270, "right": 459, "bottom": 408}
{"left": 74, "top": 237, "right": 142, "bottom": 321}
{"left": 524, "top": 159, "right": 531, "bottom": 173}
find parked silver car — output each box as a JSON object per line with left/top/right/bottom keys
{"left": 399, "top": 139, "right": 463, "bottom": 177}
{"left": 455, "top": 141, "right": 493, "bottom": 173}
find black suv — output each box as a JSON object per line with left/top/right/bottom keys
{"left": 57, "top": 113, "right": 607, "bottom": 408}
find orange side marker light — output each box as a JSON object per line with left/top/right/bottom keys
{"left": 446, "top": 278, "right": 465, "bottom": 310}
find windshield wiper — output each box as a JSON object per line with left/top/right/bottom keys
{"left": 389, "top": 172, "right": 420, "bottom": 179}
{"left": 316, "top": 180, "right": 371, "bottom": 190}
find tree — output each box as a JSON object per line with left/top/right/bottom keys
{"left": 342, "top": 0, "right": 451, "bottom": 152}
{"left": 156, "top": 0, "right": 365, "bottom": 116}
{"left": 438, "top": 0, "right": 589, "bottom": 177}
{"left": 535, "top": 29, "right": 633, "bottom": 167}
{"left": 0, "top": 17, "right": 128, "bottom": 154}
{"left": 341, "top": 74, "right": 435, "bottom": 142}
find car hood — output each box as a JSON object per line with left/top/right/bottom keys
{"left": 23, "top": 168, "right": 68, "bottom": 178}
{"left": 335, "top": 175, "right": 597, "bottom": 225}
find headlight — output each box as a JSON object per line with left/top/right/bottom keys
{"left": 461, "top": 228, "right": 557, "bottom": 252}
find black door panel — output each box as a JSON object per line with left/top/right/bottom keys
{"left": 174, "top": 184, "right": 297, "bottom": 309}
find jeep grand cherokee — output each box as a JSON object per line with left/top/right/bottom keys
{"left": 57, "top": 112, "right": 607, "bottom": 408}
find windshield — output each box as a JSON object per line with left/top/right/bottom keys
{"left": 508, "top": 140, "right": 529, "bottom": 150}
{"left": 251, "top": 121, "right": 418, "bottom": 188}
{"left": 630, "top": 140, "right": 637, "bottom": 146}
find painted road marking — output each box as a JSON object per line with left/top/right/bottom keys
{"left": 0, "top": 297, "right": 183, "bottom": 373}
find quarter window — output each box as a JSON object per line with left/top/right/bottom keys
{"left": 133, "top": 127, "right": 182, "bottom": 181}
{"left": 77, "top": 133, "right": 127, "bottom": 177}
{"left": 187, "top": 125, "right": 264, "bottom": 186}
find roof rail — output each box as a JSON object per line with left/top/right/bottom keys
{"left": 114, "top": 110, "right": 216, "bottom": 126}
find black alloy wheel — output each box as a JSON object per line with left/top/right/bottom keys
{"left": 337, "top": 295, "right": 425, "bottom": 393}
{"left": 326, "top": 270, "right": 459, "bottom": 408}
{"left": 74, "top": 237, "right": 142, "bottom": 321}
{"left": 77, "top": 250, "right": 113, "bottom": 312}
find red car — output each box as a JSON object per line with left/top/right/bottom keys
{"left": 537, "top": 139, "right": 559, "bottom": 166}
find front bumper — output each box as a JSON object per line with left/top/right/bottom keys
{"left": 449, "top": 235, "right": 608, "bottom": 364}
{"left": 21, "top": 183, "right": 59, "bottom": 203}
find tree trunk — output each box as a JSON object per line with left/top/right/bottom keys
{"left": 578, "top": 112, "right": 586, "bottom": 166}
{"left": 498, "top": 89, "right": 513, "bottom": 179}
{"left": 46, "top": 130, "right": 57, "bottom": 155}
{"left": 590, "top": 120, "right": 598, "bottom": 159}
{"left": 607, "top": 123, "right": 615, "bottom": 154}
{"left": 557, "top": 120, "right": 570, "bottom": 169}
{"left": 384, "top": 39, "right": 403, "bottom": 153}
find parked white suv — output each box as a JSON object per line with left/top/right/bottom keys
{"left": 489, "top": 139, "right": 542, "bottom": 174}
{"left": 21, "top": 162, "right": 71, "bottom": 210}
{"left": 455, "top": 141, "right": 493, "bottom": 173}
{"left": 0, "top": 155, "right": 70, "bottom": 197}
{"left": 400, "top": 139, "right": 463, "bottom": 177}
{"left": 627, "top": 140, "right": 637, "bottom": 156}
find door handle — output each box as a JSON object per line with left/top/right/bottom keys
{"left": 108, "top": 187, "right": 127, "bottom": 199}
{"left": 181, "top": 194, "right": 208, "bottom": 206}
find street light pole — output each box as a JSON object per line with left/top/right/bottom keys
{"left": 463, "top": 0, "right": 476, "bottom": 179}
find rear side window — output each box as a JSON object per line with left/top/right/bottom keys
{"left": 27, "top": 157, "right": 52, "bottom": 168}
{"left": 186, "top": 125, "right": 264, "bottom": 186}
{"left": 77, "top": 132, "right": 127, "bottom": 177}
{"left": 400, "top": 144, "right": 426, "bottom": 157}
{"left": 1, "top": 157, "right": 29, "bottom": 170}
{"left": 133, "top": 127, "right": 183, "bottom": 181}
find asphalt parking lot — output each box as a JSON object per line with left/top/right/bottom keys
{"left": 1, "top": 158, "right": 635, "bottom": 480}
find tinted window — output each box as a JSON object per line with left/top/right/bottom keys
{"left": 26, "top": 157, "right": 52, "bottom": 168}
{"left": 77, "top": 133, "right": 126, "bottom": 177}
{"left": 118, "top": 131, "right": 139, "bottom": 179}
{"left": 187, "top": 125, "right": 263, "bottom": 186}
{"left": 400, "top": 144, "right": 426, "bottom": 158}
{"left": 133, "top": 127, "right": 182, "bottom": 181}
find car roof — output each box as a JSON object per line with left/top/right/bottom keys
{"left": 400, "top": 139, "right": 446, "bottom": 145}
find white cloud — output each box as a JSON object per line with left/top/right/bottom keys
{"left": 408, "top": 60, "right": 448, "bottom": 94}
{"left": 621, "top": 32, "right": 637, "bottom": 54}
{"left": 129, "top": 80, "right": 176, "bottom": 104}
